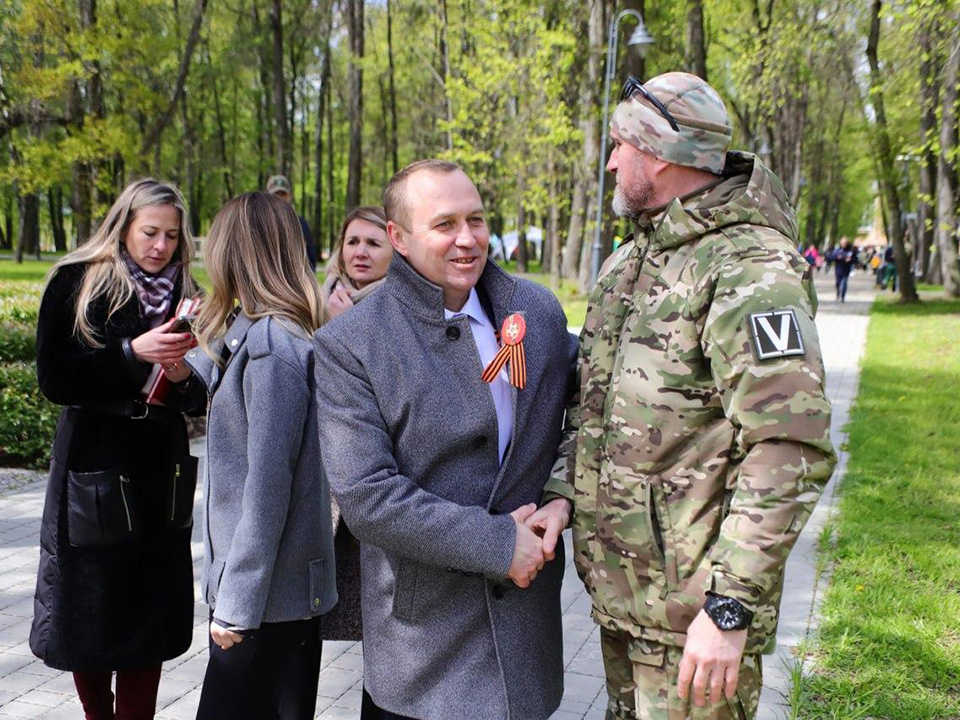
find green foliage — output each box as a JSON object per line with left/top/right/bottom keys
{"left": 0, "top": 324, "right": 36, "bottom": 363}
{"left": 805, "top": 297, "right": 960, "bottom": 718}
{"left": 0, "top": 362, "right": 58, "bottom": 469}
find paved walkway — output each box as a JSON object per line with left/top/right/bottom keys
{"left": 0, "top": 272, "right": 875, "bottom": 719}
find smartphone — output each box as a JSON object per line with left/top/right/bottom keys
{"left": 169, "top": 314, "right": 196, "bottom": 334}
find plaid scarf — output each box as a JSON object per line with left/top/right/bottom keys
{"left": 121, "top": 247, "right": 181, "bottom": 328}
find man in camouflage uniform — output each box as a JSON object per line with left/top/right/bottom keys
{"left": 527, "top": 72, "right": 836, "bottom": 719}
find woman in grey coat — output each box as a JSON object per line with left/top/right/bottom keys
{"left": 186, "top": 192, "right": 337, "bottom": 720}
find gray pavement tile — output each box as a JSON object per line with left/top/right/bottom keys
{"left": 0, "top": 699, "right": 51, "bottom": 718}
{"left": 8, "top": 689, "right": 65, "bottom": 709}
{"left": 317, "top": 706, "right": 357, "bottom": 720}
{"left": 0, "top": 673, "right": 46, "bottom": 695}
{"left": 316, "top": 666, "right": 362, "bottom": 700}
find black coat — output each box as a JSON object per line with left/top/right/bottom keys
{"left": 30, "top": 263, "right": 206, "bottom": 671}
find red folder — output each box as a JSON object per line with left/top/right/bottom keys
{"left": 141, "top": 296, "right": 201, "bottom": 406}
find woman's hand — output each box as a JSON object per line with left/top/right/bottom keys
{"left": 326, "top": 285, "right": 355, "bottom": 321}
{"left": 130, "top": 318, "right": 195, "bottom": 365}
{"left": 210, "top": 622, "right": 244, "bottom": 651}
{"left": 162, "top": 362, "right": 193, "bottom": 384}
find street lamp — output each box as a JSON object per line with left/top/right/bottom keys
{"left": 590, "top": 10, "right": 655, "bottom": 285}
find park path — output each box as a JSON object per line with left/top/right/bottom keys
{"left": 0, "top": 272, "right": 874, "bottom": 719}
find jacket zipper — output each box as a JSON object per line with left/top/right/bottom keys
{"left": 646, "top": 483, "right": 673, "bottom": 600}
{"left": 171, "top": 463, "right": 181, "bottom": 521}
{"left": 119, "top": 475, "right": 133, "bottom": 533}
{"left": 645, "top": 483, "right": 666, "bottom": 568}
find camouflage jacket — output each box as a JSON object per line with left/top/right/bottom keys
{"left": 545, "top": 152, "right": 836, "bottom": 654}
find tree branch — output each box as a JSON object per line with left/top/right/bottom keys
{"left": 139, "top": 0, "right": 210, "bottom": 157}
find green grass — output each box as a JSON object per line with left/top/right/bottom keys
{"left": 801, "top": 297, "right": 960, "bottom": 718}
{"left": 0, "top": 257, "right": 589, "bottom": 325}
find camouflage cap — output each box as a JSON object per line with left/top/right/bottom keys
{"left": 611, "top": 72, "right": 732, "bottom": 174}
{"left": 266, "top": 175, "right": 292, "bottom": 194}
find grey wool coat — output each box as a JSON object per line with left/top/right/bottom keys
{"left": 186, "top": 313, "right": 337, "bottom": 629}
{"left": 315, "top": 255, "right": 578, "bottom": 720}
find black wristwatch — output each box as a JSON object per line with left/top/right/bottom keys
{"left": 703, "top": 592, "right": 754, "bottom": 631}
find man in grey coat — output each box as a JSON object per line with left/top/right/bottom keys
{"left": 315, "top": 159, "right": 578, "bottom": 720}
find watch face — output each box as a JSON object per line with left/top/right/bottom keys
{"left": 706, "top": 594, "right": 751, "bottom": 631}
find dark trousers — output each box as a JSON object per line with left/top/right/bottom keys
{"left": 836, "top": 273, "right": 849, "bottom": 301}
{"left": 196, "top": 616, "right": 322, "bottom": 720}
{"left": 382, "top": 712, "right": 417, "bottom": 720}
{"left": 73, "top": 664, "right": 162, "bottom": 720}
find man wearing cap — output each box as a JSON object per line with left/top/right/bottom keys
{"left": 532, "top": 72, "right": 836, "bottom": 718}
{"left": 266, "top": 174, "right": 318, "bottom": 271}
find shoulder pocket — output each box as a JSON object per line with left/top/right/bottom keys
{"left": 165, "top": 455, "right": 199, "bottom": 531}
{"left": 66, "top": 468, "right": 143, "bottom": 546}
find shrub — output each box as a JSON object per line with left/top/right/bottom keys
{"left": 0, "top": 323, "right": 36, "bottom": 363}
{"left": 0, "top": 362, "right": 58, "bottom": 469}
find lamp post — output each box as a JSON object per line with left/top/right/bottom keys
{"left": 589, "top": 10, "right": 654, "bottom": 286}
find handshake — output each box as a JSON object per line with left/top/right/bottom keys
{"left": 507, "top": 498, "right": 572, "bottom": 588}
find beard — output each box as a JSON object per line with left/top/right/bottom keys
{"left": 612, "top": 180, "right": 655, "bottom": 220}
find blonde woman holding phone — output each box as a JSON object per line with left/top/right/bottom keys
{"left": 187, "top": 192, "right": 336, "bottom": 719}
{"left": 31, "top": 179, "right": 204, "bottom": 719}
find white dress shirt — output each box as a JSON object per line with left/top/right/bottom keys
{"left": 445, "top": 289, "right": 513, "bottom": 464}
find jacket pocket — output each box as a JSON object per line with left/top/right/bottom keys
{"left": 207, "top": 558, "right": 226, "bottom": 604}
{"left": 165, "top": 455, "right": 199, "bottom": 531}
{"left": 392, "top": 558, "right": 420, "bottom": 622}
{"left": 309, "top": 558, "right": 325, "bottom": 614}
{"left": 595, "top": 466, "right": 665, "bottom": 582}
{"left": 66, "top": 468, "right": 143, "bottom": 547}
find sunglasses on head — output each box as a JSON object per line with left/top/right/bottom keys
{"left": 619, "top": 76, "right": 680, "bottom": 133}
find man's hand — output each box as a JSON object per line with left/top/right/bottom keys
{"left": 523, "top": 498, "right": 571, "bottom": 561}
{"left": 677, "top": 609, "right": 748, "bottom": 707}
{"left": 210, "top": 622, "right": 244, "bottom": 651}
{"left": 507, "top": 503, "right": 545, "bottom": 588}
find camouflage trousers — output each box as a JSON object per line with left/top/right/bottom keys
{"left": 599, "top": 627, "right": 762, "bottom": 720}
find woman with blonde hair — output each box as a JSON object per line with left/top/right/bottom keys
{"left": 30, "top": 178, "right": 205, "bottom": 719}
{"left": 321, "top": 205, "right": 392, "bottom": 322}
{"left": 187, "top": 192, "right": 336, "bottom": 719}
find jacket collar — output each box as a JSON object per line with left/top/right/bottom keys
{"left": 386, "top": 254, "right": 517, "bottom": 325}
{"left": 185, "top": 310, "right": 255, "bottom": 394}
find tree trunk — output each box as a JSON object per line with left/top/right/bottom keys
{"left": 345, "top": 0, "right": 365, "bottom": 212}
{"left": 210, "top": 48, "right": 233, "bottom": 197}
{"left": 563, "top": 0, "right": 602, "bottom": 284}
{"left": 685, "top": 0, "right": 708, "bottom": 80}
{"left": 67, "top": 78, "right": 92, "bottom": 245}
{"left": 919, "top": 20, "right": 940, "bottom": 282}
{"left": 270, "top": 0, "right": 290, "bottom": 176}
{"left": 174, "top": 0, "right": 198, "bottom": 234}
{"left": 80, "top": 0, "right": 111, "bottom": 204}
{"left": 439, "top": 0, "right": 454, "bottom": 151}
{"left": 547, "top": 151, "right": 561, "bottom": 287}
{"left": 252, "top": 3, "right": 273, "bottom": 185}
{"left": 517, "top": 195, "right": 528, "bottom": 274}
{"left": 387, "top": 0, "right": 400, "bottom": 174}
{"left": 16, "top": 190, "right": 39, "bottom": 264}
{"left": 314, "top": 42, "right": 331, "bottom": 251}
{"left": 49, "top": 187, "right": 67, "bottom": 252}
{"left": 935, "top": 20, "right": 960, "bottom": 298}
{"left": 867, "top": 0, "right": 920, "bottom": 303}
{"left": 327, "top": 79, "right": 336, "bottom": 253}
